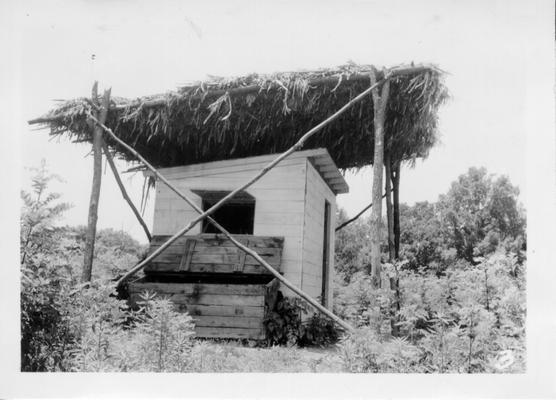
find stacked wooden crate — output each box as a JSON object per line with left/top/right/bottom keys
{"left": 128, "top": 234, "right": 283, "bottom": 340}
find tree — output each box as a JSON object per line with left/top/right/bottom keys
{"left": 20, "top": 161, "right": 75, "bottom": 371}
{"left": 399, "top": 201, "right": 450, "bottom": 272}
{"left": 69, "top": 226, "right": 147, "bottom": 281}
{"left": 437, "top": 167, "right": 525, "bottom": 264}
{"left": 335, "top": 209, "right": 373, "bottom": 282}
{"left": 82, "top": 83, "right": 111, "bottom": 283}
{"left": 369, "top": 69, "right": 391, "bottom": 288}
{"left": 20, "top": 160, "right": 72, "bottom": 266}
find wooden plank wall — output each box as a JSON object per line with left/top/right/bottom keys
{"left": 301, "top": 160, "right": 337, "bottom": 310}
{"left": 152, "top": 157, "right": 307, "bottom": 287}
{"left": 128, "top": 280, "right": 269, "bottom": 339}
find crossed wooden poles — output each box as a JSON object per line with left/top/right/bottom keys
{"left": 73, "top": 65, "right": 430, "bottom": 333}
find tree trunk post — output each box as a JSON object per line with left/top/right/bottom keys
{"left": 82, "top": 83, "right": 111, "bottom": 283}
{"left": 384, "top": 152, "right": 395, "bottom": 262}
{"left": 392, "top": 160, "right": 401, "bottom": 259}
{"left": 369, "top": 68, "right": 391, "bottom": 289}
{"left": 386, "top": 155, "right": 401, "bottom": 336}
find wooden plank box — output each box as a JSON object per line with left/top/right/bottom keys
{"left": 128, "top": 277, "right": 280, "bottom": 340}
{"left": 129, "top": 234, "right": 284, "bottom": 339}
{"left": 144, "top": 234, "right": 284, "bottom": 276}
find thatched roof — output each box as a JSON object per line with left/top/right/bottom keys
{"left": 29, "top": 63, "right": 448, "bottom": 170}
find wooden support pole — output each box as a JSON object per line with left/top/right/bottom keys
{"left": 102, "top": 142, "right": 152, "bottom": 242}
{"left": 392, "top": 160, "right": 401, "bottom": 259}
{"left": 385, "top": 153, "right": 400, "bottom": 336}
{"left": 369, "top": 68, "right": 391, "bottom": 289}
{"left": 82, "top": 83, "right": 111, "bottom": 283}
{"left": 384, "top": 152, "right": 395, "bottom": 262}
{"left": 87, "top": 113, "right": 356, "bottom": 333}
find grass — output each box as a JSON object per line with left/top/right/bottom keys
{"left": 189, "top": 340, "right": 343, "bottom": 372}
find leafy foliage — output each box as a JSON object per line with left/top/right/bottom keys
{"left": 334, "top": 209, "right": 373, "bottom": 281}
{"left": 334, "top": 167, "right": 526, "bottom": 373}
{"left": 20, "top": 162, "right": 149, "bottom": 371}
{"left": 20, "top": 161, "right": 75, "bottom": 371}
{"left": 62, "top": 225, "right": 147, "bottom": 281}
{"left": 335, "top": 253, "right": 526, "bottom": 373}
{"left": 21, "top": 259, "right": 76, "bottom": 371}
{"left": 20, "top": 159, "right": 72, "bottom": 267}
{"left": 264, "top": 294, "right": 342, "bottom": 347}
{"left": 129, "top": 291, "right": 196, "bottom": 372}
{"left": 298, "top": 313, "right": 342, "bottom": 347}
{"left": 398, "top": 202, "right": 452, "bottom": 272}
{"left": 339, "top": 328, "right": 422, "bottom": 373}
{"left": 437, "top": 167, "right": 526, "bottom": 264}
{"left": 264, "top": 295, "right": 306, "bottom": 346}
{"left": 394, "top": 167, "right": 527, "bottom": 271}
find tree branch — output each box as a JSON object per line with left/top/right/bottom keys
{"left": 335, "top": 190, "right": 390, "bottom": 232}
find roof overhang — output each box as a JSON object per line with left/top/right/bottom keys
{"left": 304, "top": 149, "right": 349, "bottom": 195}
{"left": 145, "top": 148, "right": 349, "bottom": 195}
{"left": 28, "top": 63, "right": 448, "bottom": 171}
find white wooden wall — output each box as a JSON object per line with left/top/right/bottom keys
{"left": 151, "top": 156, "right": 307, "bottom": 287}
{"left": 300, "top": 161, "right": 336, "bottom": 309}
{"left": 150, "top": 152, "right": 338, "bottom": 309}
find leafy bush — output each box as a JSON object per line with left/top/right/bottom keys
{"left": 67, "top": 283, "right": 130, "bottom": 372}
{"left": 34, "top": 284, "right": 197, "bottom": 372}
{"left": 338, "top": 328, "right": 422, "bottom": 373}
{"left": 20, "top": 161, "right": 75, "bottom": 371}
{"left": 20, "top": 161, "right": 195, "bottom": 372}
{"left": 21, "top": 260, "right": 76, "bottom": 371}
{"left": 298, "top": 313, "right": 342, "bottom": 347}
{"left": 334, "top": 268, "right": 399, "bottom": 336}
{"left": 128, "top": 291, "right": 196, "bottom": 372}
{"left": 334, "top": 210, "right": 373, "bottom": 282}
{"left": 264, "top": 294, "right": 342, "bottom": 347}
{"left": 264, "top": 295, "right": 306, "bottom": 346}
{"left": 335, "top": 252, "right": 526, "bottom": 373}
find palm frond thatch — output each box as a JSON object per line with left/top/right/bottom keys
{"left": 29, "top": 62, "right": 448, "bottom": 170}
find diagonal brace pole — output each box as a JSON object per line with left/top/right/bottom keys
{"left": 102, "top": 142, "right": 152, "bottom": 242}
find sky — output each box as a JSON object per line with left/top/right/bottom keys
{"left": 5, "top": 0, "right": 552, "bottom": 243}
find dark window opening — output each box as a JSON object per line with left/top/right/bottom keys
{"left": 193, "top": 190, "right": 255, "bottom": 235}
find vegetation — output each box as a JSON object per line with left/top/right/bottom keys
{"left": 264, "top": 296, "right": 342, "bottom": 347}
{"left": 334, "top": 167, "right": 526, "bottom": 372}
{"left": 21, "top": 163, "right": 525, "bottom": 372}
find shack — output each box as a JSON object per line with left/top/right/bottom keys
{"left": 29, "top": 63, "right": 448, "bottom": 338}
{"left": 127, "top": 149, "right": 347, "bottom": 338}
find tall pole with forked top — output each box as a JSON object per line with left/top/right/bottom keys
{"left": 82, "top": 82, "right": 111, "bottom": 283}
{"left": 369, "top": 68, "right": 390, "bottom": 289}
